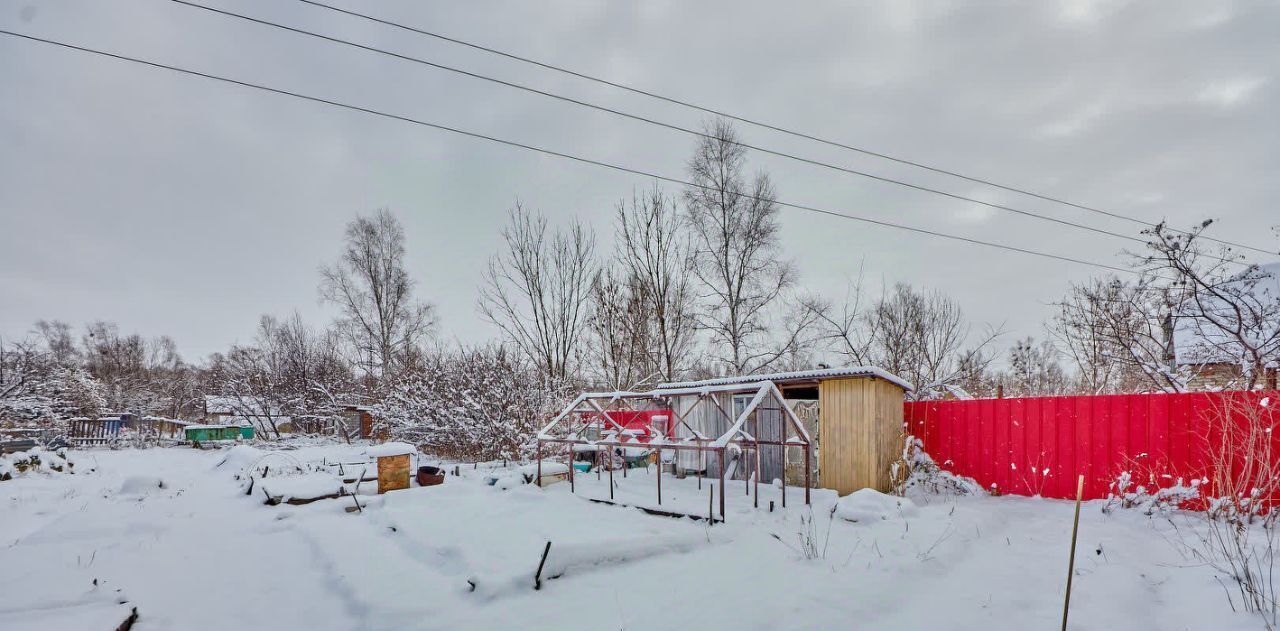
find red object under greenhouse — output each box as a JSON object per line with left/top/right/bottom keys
{"left": 589, "top": 410, "right": 674, "bottom": 443}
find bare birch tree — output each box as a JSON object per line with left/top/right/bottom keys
{"left": 320, "top": 209, "right": 435, "bottom": 382}
{"left": 614, "top": 187, "right": 697, "bottom": 381}
{"left": 684, "top": 119, "right": 798, "bottom": 374}
{"left": 479, "top": 204, "right": 596, "bottom": 383}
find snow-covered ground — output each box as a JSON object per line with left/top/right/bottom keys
{"left": 0, "top": 443, "right": 1263, "bottom": 630}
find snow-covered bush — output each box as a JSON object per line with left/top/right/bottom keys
{"left": 1104, "top": 470, "right": 1204, "bottom": 515}
{"left": 0, "top": 447, "right": 74, "bottom": 481}
{"left": 891, "top": 435, "right": 984, "bottom": 498}
{"left": 1, "top": 364, "right": 107, "bottom": 435}
{"left": 376, "top": 346, "right": 571, "bottom": 461}
{"left": 1163, "top": 395, "right": 1280, "bottom": 630}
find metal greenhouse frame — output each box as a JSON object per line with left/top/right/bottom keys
{"left": 535, "top": 380, "right": 812, "bottom": 521}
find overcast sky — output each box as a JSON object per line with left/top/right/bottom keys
{"left": 2, "top": 0, "right": 1277, "bottom": 364}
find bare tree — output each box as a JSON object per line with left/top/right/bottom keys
{"left": 583, "top": 267, "right": 658, "bottom": 390}
{"left": 209, "top": 314, "right": 356, "bottom": 439}
{"left": 1053, "top": 221, "right": 1279, "bottom": 393}
{"left": 868, "top": 283, "right": 1001, "bottom": 398}
{"left": 33, "top": 320, "right": 77, "bottom": 366}
{"left": 803, "top": 272, "right": 875, "bottom": 366}
{"left": 320, "top": 209, "right": 435, "bottom": 381}
{"left": 614, "top": 187, "right": 698, "bottom": 381}
{"left": 479, "top": 204, "right": 596, "bottom": 383}
{"left": 1050, "top": 276, "right": 1178, "bottom": 393}
{"left": 1139, "top": 221, "right": 1280, "bottom": 389}
{"left": 684, "top": 119, "right": 798, "bottom": 374}
{"left": 1165, "top": 395, "right": 1280, "bottom": 630}
{"left": 998, "top": 336, "right": 1069, "bottom": 397}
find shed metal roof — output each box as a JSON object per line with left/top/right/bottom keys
{"left": 657, "top": 366, "right": 913, "bottom": 392}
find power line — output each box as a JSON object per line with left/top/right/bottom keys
{"left": 170, "top": 0, "right": 1155, "bottom": 252}
{"left": 295, "top": 0, "right": 1278, "bottom": 259}
{"left": 0, "top": 27, "right": 1147, "bottom": 279}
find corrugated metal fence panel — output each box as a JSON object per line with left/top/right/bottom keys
{"left": 905, "top": 391, "right": 1279, "bottom": 501}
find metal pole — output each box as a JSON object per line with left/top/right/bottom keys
{"left": 804, "top": 442, "right": 811, "bottom": 505}
{"left": 781, "top": 418, "right": 787, "bottom": 509}
{"left": 608, "top": 449, "right": 614, "bottom": 500}
{"left": 656, "top": 446, "right": 662, "bottom": 505}
{"left": 536, "top": 440, "right": 542, "bottom": 488}
{"left": 569, "top": 445, "right": 575, "bottom": 494}
{"left": 698, "top": 447, "right": 704, "bottom": 490}
{"left": 753, "top": 442, "right": 760, "bottom": 508}
{"left": 718, "top": 447, "right": 726, "bottom": 521}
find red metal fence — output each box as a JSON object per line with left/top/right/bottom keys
{"left": 904, "top": 391, "right": 1279, "bottom": 501}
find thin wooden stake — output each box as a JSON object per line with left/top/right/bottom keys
{"left": 1062, "top": 474, "right": 1085, "bottom": 631}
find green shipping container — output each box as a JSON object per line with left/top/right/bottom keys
{"left": 185, "top": 425, "right": 251, "bottom": 442}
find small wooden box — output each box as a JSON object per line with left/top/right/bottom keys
{"left": 376, "top": 453, "right": 411, "bottom": 494}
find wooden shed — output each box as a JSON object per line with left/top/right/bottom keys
{"left": 656, "top": 367, "right": 911, "bottom": 495}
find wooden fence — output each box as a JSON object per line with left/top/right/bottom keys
{"left": 904, "top": 391, "right": 1279, "bottom": 501}
{"left": 68, "top": 419, "right": 121, "bottom": 446}
{"left": 67, "top": 417, "right": 188, "bottom": 446}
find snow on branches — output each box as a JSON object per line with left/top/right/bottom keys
{"left": 375, "top": 346, "right": 571, "bottom": 461}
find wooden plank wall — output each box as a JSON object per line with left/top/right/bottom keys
{"left": 741, "top": 405, "right": 783, "bottom": 484}
{"left": 818, "top": 377, "right": 905, "bottom": 495}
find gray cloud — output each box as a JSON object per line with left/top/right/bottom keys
{"left": 2, "top": 0, "right": 1277, "bottom": 361}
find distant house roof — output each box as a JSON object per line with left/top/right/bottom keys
{"left": 204, "top": 395, "right": 238, "bottom": 415}
{"left": 657, "top": 366, "right": 913, "bottom": 392}
{"left": 1173, "top": 261, "right": 1280, "bottom": 366}
{"left": 204, "top": 395, "right": 282, "bottom": 417}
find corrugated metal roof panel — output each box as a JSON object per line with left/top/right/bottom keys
{"left": 657, "top": 366, "right": 913, "bottom": 392}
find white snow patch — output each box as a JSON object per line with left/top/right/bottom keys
{"left": 365, "top": 442, "right": 417, "bottom": 458}
{"left": 834, "top": 488, "right": 918, "bottom": 522}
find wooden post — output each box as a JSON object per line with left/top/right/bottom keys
{"left": 536, "top": 440, "right": 542, "bottom": 488}
{"left": 1062, "top": 475, "right": 1085, "bottom": 631}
